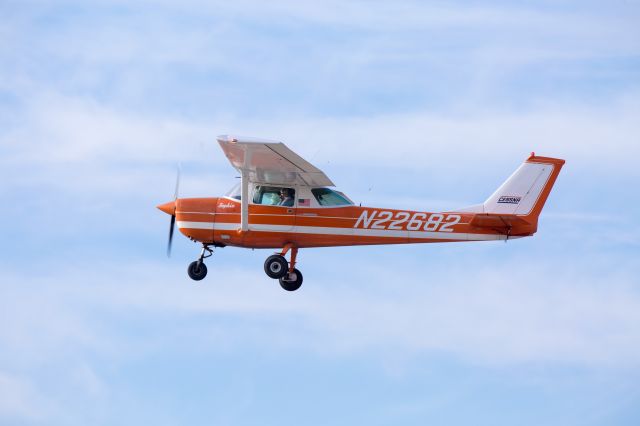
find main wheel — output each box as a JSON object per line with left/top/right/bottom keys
{"left": 279, "top": 268, "right": 303, "bottom": 292}
{"left": 187, "top": 261, "right": 208, "bottom": 281}
{"left": 264, "top": 255, "right": 288, "bottom": 279}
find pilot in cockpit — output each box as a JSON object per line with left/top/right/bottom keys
{"left": 279, "top": 188, "right": 294, "bottom": 207}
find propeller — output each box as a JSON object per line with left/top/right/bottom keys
{"left": 166, "top": 164, "right": 181, "bottom": 257}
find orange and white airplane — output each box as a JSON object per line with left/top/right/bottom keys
{"left": 158, "top": 135, "right": 565, "bottom": 291}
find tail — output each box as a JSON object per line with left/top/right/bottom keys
{"left": 457, "top": 153, "right": 565, "bottom": 236}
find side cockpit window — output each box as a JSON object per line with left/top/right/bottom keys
{"left": 311, "top": 188, "right": 353, "bottom": 206}
{"left": 225, "top": 183, "right": 242, "bottom": 200}
{"left": 253, "top": 186, "right": 296, "bottom": 207}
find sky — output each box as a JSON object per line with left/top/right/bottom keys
{"left": 1, "top": 0, "right": 640, "bottom": 424}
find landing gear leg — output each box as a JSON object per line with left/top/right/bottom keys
{"left": 188, "top": 244, "right": 213, "bottom": 281}
{"left": 279, "top": 244, "right": 302, "bottom": 291}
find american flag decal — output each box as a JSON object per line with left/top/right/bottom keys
{"left": 299, "top": 198, "right": 310, "bottom": 207}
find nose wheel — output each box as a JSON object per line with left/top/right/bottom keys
{"left": 264, "top": 244, "right": 303, "bottom": 291}
{"left": 187, "top": 245, "right": 213, "bottom": 281}
{"left": 188, "top": 261, "right": 207, "bottom": 281}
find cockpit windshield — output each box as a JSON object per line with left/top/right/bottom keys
{"left": 311, "top": 188, "right": 353, "bottom": 206}
{"left": 225, "top": 182, "right": 241, "bottom": 200}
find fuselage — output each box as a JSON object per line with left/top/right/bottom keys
{"left": 158, "top": 196, "right": 536, "bottom": 249}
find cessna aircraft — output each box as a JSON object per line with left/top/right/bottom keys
{"left": 157, "top": 135, "right": 565, "bottom": 291}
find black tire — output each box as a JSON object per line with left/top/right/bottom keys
{"left": 279, "top": 268, "right": 303, "bottom": 292}
{"left": 264, "top": 255, "right": 288, "bottom": 279}
{"left": 187, "top": 261, "right": 207, "bottom": 281}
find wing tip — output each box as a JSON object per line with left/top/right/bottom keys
{"left": 217, "top": 134, "right": 282, "bottom": 145}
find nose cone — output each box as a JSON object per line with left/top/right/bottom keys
{"left": 157, "top": 200, "right": 176, "bottom": 216}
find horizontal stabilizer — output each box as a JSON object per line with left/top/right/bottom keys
{"left": 469, "top": 213, "right": 534, "bottom": 235}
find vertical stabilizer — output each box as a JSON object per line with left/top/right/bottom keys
{"left": 483, "top": 154, "right": 565, "bottom": 220}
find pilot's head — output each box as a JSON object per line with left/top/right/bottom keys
{"left": 279, "top": 188, "right": 290, "bottom": 199}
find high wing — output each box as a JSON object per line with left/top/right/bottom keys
{"left": 217, "top": 135, "right": 334, "bottom": 187}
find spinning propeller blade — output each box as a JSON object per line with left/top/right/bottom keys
{"left": 166, "top": 165, "right": 181, "bottom": 258}
{"left": 173, "top": 164, "right": 181, "bottom": 201}
{"left": 167, "top": 214, "right": 176, "bottom": 257}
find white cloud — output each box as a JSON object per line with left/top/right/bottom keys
{"left": 19, "top": 0, "right": 637, "bottom": 52}
{"left": 3, "top": 93, "right": 638, "bottom": 186}
{"left": 2, "top": 253, "right": 639, "bottom": 369}
{"left": 2, "top": 0, "right": 638, "bottom": 113}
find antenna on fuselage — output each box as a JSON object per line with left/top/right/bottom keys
{"left": 359, "top": 185, "right": 373, "bottom": 207}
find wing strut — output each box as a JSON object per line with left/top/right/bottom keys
{"left": 240, "top": 149, "right": 251, "bottom": 232}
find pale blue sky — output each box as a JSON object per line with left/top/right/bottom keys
{"left": 1, "top": 1, "right": 640, "bottom": 425}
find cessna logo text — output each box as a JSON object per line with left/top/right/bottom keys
{"left": 497, "top": 196, "right": 521, "bottom": 204}
{"left": 354, "top": 211, "right": 461, "bottom": 233}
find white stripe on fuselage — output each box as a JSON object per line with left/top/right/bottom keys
{"left": 176, "top": 221, "right": 508, "bottom": 241}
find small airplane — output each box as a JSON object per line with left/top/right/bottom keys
{"left": 158, "top": 135, "right": 565, "bottom": 291}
